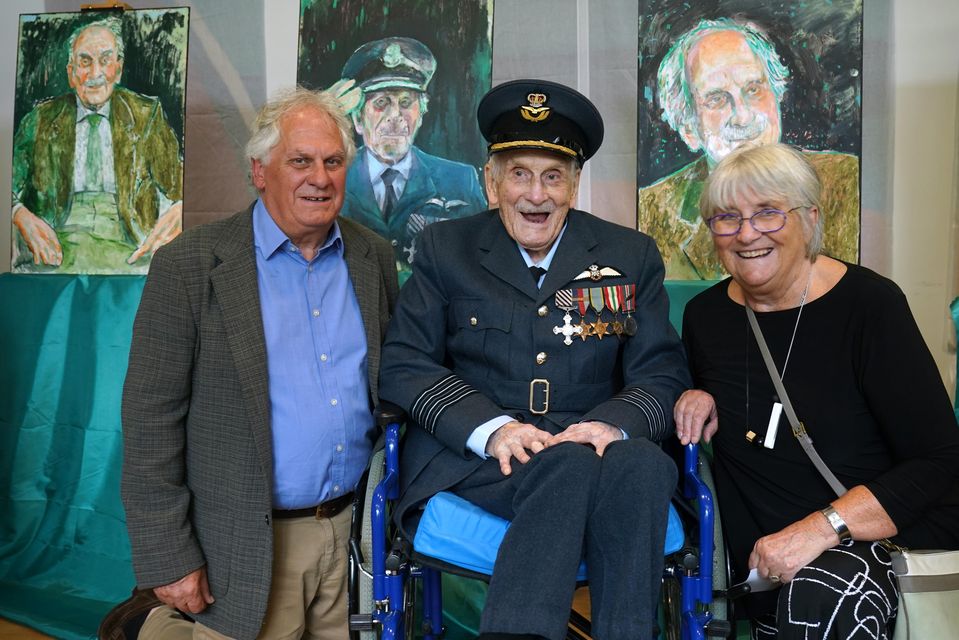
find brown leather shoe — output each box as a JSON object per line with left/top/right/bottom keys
{"left": 98, "top": 588, "right": 161, "bottom": 640}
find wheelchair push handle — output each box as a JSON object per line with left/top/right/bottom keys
{"left": 374, "top": 400, "right": 407, "bottom": 427}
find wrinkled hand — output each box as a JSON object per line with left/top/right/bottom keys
{"left": 327, "top": 78, "right": 362, "bottom": 115}
{"left": 486, "top": 421, "right": 552, "bottom": 476}
{"left": 547, "top": 421, "right": 622, "bottom": 456}
{"left": 748, "top": 515, "right": 835, "bottom": 583}
{"left": 13, "top": 206, "right": 62, "bottom": 266}
{"left": 674, "top": 389, "right": 719, "bottom": 445}
{"left": 128, "top": 202, "right": 182, "bottom": 264}
{"left": 153, "top": 566, "right": 215, "bottom": 614}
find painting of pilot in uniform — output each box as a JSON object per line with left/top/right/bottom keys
{"left": 11, "top": 9, "right": 188, "bottom": 274}
{"left": 298, "top": 0, "right": 492, "bottom": 285}
{"left": 637, "top": 1, "right": 862, "bottom": 280}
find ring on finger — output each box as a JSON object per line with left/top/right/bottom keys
{"left": 769, "top": 574, "right": 781, "bottom": 583}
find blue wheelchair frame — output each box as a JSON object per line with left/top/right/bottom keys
{"left": 350, "top": 410, "right": 727, "bottom": 640}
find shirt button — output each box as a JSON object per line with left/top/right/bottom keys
{"left": 537, "top": 305, "right": 548, "bottom": 317}
{"left": 536, "top": 352, "right": 547, "bottom": 365}
{"left": 320, "top": 354, "right": 328, "bottom": 362}
{"left": 391, "top": 239, "right": 399, "bottom": 247}
{"left": 470, "top": 317, "right": 478, "bottom": 326}
{"left": 333, "top": 484, "right": 340, "bottom": 492}
{"left": 330, "top": 398, "right": 338, "bottom": 406}
{"left": 308, "top": 265, "right": 313, "bottom": 273}
{"left": 312, "top": 309, "right": 320, "bottom": 317}
{"left": 336, "top": 444, "right": 343, "bottom": 452}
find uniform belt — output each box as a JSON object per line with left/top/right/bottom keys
{"left": 272, "top": 492, "right": 354, "bottom": 520}
{"left": 492, "top": 379, "right": 617, "bottom": 415}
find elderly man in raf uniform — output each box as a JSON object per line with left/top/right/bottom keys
{"left": 12, "top": 17, "right": 183, "bottom": 274}
{"left": 337, "top": 36, "right": 487, "bottom": 284}
{"left": 379, "top": 79, "right": 691, "bottom": 640}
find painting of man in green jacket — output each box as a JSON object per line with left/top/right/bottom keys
{"left": 12, "top": 15, "right": 184, "bottom": 274}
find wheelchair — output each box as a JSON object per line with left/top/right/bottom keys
{"left": 348, "top": 403, "right": 733, "bottom": 640}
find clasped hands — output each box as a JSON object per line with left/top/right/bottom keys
{"left": 485, "top": 420, "right": 622, "bottom": 476}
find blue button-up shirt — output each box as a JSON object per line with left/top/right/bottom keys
{"left": 253, "top": 200, "right": 374, "bottom": 509}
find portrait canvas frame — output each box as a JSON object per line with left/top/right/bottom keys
{"left": 11, "top": 7, "right": 189, "bottom": 275}
{"left": 297, "top": 0, "right": 493, "bottom": 285}
{"left": 636, "top": 0, "right": 863, "bottom": 280}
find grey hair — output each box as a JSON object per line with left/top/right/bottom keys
{"left": 657, "top": 17, "right": 789, "bottom": 148}
{"left": 245, "top": 86, "right": 356, "bottom": 169}
{"left": 485, "top": 152, "right": 579, "bottom": 184}
{"left": 700, "top": 143, "right": 823, "bottom": 259}
{"left": 68, "top": 17, "right": 125, "bottom": 61}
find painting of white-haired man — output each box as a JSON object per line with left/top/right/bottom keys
{"left": 637, "top": 11, "right": 861, "bottom": 280}
{"left": 12, "top": 10, "right": 188, "bottom": 274}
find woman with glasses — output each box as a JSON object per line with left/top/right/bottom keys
{"left": 673, "top": 143, "right": 959, "bottom": 639}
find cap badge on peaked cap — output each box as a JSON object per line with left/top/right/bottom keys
{"left": 520, "top": 93, "right": 551, "bottom": 123}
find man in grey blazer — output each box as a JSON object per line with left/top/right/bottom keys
{"left": 380, "top": 80, "right": 690, "bottom": 640}
{"left": 106, "top": 87, "right": 398, "bottom": 639}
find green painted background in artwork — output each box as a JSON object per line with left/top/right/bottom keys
{"left": 297, "top": 0, "right": 493, "bottom": 169}
{"left": 15, "top": 8, "right": 190, "bottom": 144}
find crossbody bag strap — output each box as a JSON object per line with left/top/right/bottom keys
{"left": 746, "top": 306, "right": 848, "bottom": 498}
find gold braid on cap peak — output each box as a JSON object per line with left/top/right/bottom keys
{"left": 488, "top": 139, "right": 578, "bottom": 158}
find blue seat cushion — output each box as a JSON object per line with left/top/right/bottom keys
{"left": 413, "top": 491, "right": 685, "bottom": 580}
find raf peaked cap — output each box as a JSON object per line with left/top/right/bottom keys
{"left": 341, "top": 37, "right": 436, "bottom": 93}
{"left": 477, "top": 79, "right": 604, "bottom": 164}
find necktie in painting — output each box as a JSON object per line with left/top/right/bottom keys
{"left": 86, "top": 113, "right": 104, "bottom": 191}
{"left": 381, "top": 167, "right": 399, "bottom": 221}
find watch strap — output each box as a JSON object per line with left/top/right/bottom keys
{"left": 821, "top": 504, "right": 852, "bottom": 542}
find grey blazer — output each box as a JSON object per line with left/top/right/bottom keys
{"left": 121, "top": 205, "right": 398, "bottom": 639}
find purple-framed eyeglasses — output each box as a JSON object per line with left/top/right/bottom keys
{"left": 706, "top": 206, "right": 805, "bottom": 236}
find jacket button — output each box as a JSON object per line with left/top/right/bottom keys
{"left": 536, "top": 352, "right": 547, "bottom": 365}
{"left": 537, "top": 305, "right": 548, "bottom": 317}
{"left": 470, "top": 317, "right": 478, "bottom": 326}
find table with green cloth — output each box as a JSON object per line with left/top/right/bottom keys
{"left": 0, "top": 272, "right": 715, "bottom": 639}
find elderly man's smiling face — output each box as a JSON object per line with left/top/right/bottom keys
{"left": 354, "top": 89, "right": 424, "bottom": 163}
{"left": 485, "top": 150, "right": 580, "bottom": 262}
{"left": 682, "top": 30, "right": 782, "bottom": 167}
{"left": 68, "top": 25, "right": 123, "bottom": 109}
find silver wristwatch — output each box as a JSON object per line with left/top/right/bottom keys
{"left": 820, "top": 505, "right": 852, "bottom": 542}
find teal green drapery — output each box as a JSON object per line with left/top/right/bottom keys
{"left": 951, "top": 297, "right": 959, "bottom": 420}
{"left": 0, "top": 274, "right": 143, "bottom": 639}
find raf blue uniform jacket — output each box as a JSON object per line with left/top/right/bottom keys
{"left": 340, "top": 146, "right": 487, "bottom": 283}
{"left": 378, "top": 209, "right": 691, "bottom": 533}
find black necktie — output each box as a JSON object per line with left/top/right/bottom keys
{"left": 381, "top": 168, "right": 399, "bottom": 221}
{"left": 529, "top": 265, "right": 547, "bottom": 285}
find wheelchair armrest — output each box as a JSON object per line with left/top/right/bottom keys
{"left": 374, "top": 400, "right": 407, "bottom": 427}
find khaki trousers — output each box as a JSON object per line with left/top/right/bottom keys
{"left": 140, "top": 505, "right": 351, "bottom": 640}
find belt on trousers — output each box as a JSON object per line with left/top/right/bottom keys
{"left": 272, "top": 492, "right": 354, "bottom": 520}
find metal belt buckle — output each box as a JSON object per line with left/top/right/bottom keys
{"left": 793, "top": 420, "right": 808, "bottom": 438}
{"left": 529, "top": 378, "right": 550, "bottom": 415}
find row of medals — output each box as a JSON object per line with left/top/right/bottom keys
{"left": 552, "top": 288, "right": 638, "bottom": 345}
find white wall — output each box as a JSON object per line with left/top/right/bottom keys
{"left": 891, "top": 0, "right": 959, "bottom": 391}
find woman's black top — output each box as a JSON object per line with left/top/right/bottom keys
{"left": 682, "top": 263, "right": 959, "bottom": 580}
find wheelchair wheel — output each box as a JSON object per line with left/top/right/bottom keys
{"left": 696, "top": 448, "right": 731, "bottom": 631}
{"left": 350, "top": 448, "right": 385, "bottom": 640}
{"left": 660, "top": 574, "right": 682, "bottom": 640}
